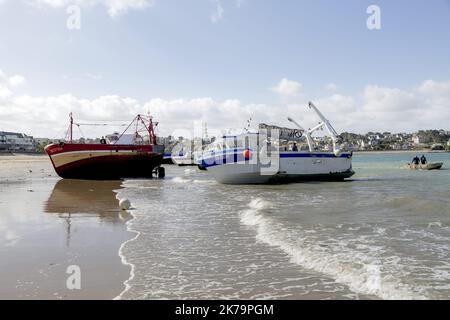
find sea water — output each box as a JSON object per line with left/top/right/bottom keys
{"left": 116, "top": 152, "right": 450, "bottom": 300}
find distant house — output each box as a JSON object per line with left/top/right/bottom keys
{"left": 412, "top": 134, "right": 430, "bottom": 145}
{"left": 357, "top": 140, "right": 366, "bottom": 150}
{"left": 402, "top": 143, "right": 413, "bottom": 150}
{"left": 0, "top": 131, "right": 36, "bottom": 152}
{"left": 0, "top": 133, "right": 7, "bottom": 152}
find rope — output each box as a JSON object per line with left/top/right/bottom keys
{"left": 74, "top": 123, "right": 127, "bottom": 126}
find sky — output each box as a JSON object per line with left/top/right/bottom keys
{"left": 0, "top": 0, "right": 450, "bottom": 138}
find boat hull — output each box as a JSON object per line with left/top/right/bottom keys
{"left": 45, "top": 143, "right": 164, "bottom": 180}
{"left": 199, "top": 150, "right": 355, "bottom": 184}
{"left": 409, "top": 162, "right": 443, "bottom": 170}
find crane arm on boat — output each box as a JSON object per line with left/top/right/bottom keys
{"left": 287, "top": 117, "right": 314, "bottom": 152}
{"left": 288, "top": 102, "right": 344, "bottom": 156}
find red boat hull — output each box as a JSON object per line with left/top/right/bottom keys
{"left": 45, "top": 143, "right": 164, "bottom": 180}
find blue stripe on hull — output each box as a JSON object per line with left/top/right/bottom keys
{"left": 199, "top": 152, "right": 352, "bottom": 169}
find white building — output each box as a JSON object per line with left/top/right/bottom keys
{"left": 412, "top": 135, "right": 427, "bottom": 145}
{"left": 0, "top": 131, "right": 36, "bottom": 152}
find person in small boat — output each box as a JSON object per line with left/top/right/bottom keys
{"left": 420, "top": 155, "right": 427, "bottom": 165}
{"left": 100, "top": 136, "right": 107, "bottom": 144}
{"left": 412, "top": 156, "right": 420, "bottom": 165}
{"left": 292, "top": 143, "right": 298, "bottom": 152}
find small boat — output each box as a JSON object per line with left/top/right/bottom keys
{"left": 408, "top": 162, "right": 443, "bottom": 170}
{"left": 195, "top": 102, "right": 355, "bottom": 184}
{"left": 45, "top": 113, "right": 165, "bottom": 180}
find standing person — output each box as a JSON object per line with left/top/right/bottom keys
{"left": 420, "top": 155, "right": 427, "bottom": 165}
{"left": 292, "top": 143, "right": 298, "bottom": 152}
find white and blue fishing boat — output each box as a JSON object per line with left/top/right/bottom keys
{"left": 195, "top": 102, "right": 354, "bottom": 184}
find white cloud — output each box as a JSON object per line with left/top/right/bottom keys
{"left": 211, "top": 0, "right": 224, "bottom": 23}
{"left": 1, "top": 68, "right": 450, "bottom": 137}
{"left": 27, "top": 0, "right": 154, "bottom": 18}
{"left": 0, "top": 85, "right": 12, "bottom": 99}
{"left": 418, "top": 79, "right": 450, "bottom": 97}
{"left": 8, "top": 75, "right": 26, "bottom": 87}
{"left": 86, "top": 73, "right": 103, "bottom": 80}
{"left": 325, "top": 83, "right": 339, "bottom": 92}
{"left": 362, "top": 85, "right": 418, "bottom": 112}
{"left": 271, "top": 78, "right": 303, "bottom": 98}
{"left": 0, "top": 71, "right": 25, "bottom": 99}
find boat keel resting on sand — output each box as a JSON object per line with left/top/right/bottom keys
{"left": 196, "top": 102, "right": 354, "bottom": 184}
{"left": 45, "top": 113, "right": 165, "bottom": 180}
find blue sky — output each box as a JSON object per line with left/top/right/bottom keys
{"left": 1, "top": 0, "right": 450, "bottom": 136}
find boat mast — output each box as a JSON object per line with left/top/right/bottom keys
{"left": 148, "top": 116, "right": 157, "bottom": 145}
{"left": 69, "top": 112, "right": 73, "bottom": 143}
{"left": 137, "top": 114, "right": 157, "bottom": 145}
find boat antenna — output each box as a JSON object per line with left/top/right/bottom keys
{"left": 244, "top": 117, "right": 252, "bottom": 132}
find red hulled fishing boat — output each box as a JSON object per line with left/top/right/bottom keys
{"left": 45, "top": 113, "right": 165, "bottom": 180}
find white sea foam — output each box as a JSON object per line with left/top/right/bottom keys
{"left": 427, "top": 221, "right": 443, "bottom": 229}
{"left": 240, "top": 197, "right": 428, "bottom": 300}
{"left": 192, "top": 179, "right": 215, "bottom": 184}
{"left": 114, "top": 188, "right": 140, "bottom": 300}
{"left": 172, "top": 177, "right": 190, "bottom": 184}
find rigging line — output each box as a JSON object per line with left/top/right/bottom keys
{"left": 76, "top": 119, "right": 133, "bottom": 122}
{"left": 76, "top": 124, "right": 85, "bottom": 139}
{"left": 52, "top": 127, "right": 67, "bottom": 140}
{"left": 114, "top": 115, "right": 138, "bottom": 145}
{"left": 63, "top": 125, "right": 70, "bottom": 141}
{"left": 74, "top": 123, "right": 128, "bottom": 126}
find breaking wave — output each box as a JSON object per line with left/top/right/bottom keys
{"left": 240, "top": 198, "right": 428, "bottom": 300}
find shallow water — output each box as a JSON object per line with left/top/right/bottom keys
{"left": 117, "top": 152, "right": 450, "bottom": 300}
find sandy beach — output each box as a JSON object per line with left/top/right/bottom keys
{"left": 0, "top": 154, "right": 133, "bottom": 299}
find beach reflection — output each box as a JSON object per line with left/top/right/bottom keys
{"left": 45, "top": 179, "right": 131, "bottom": 224}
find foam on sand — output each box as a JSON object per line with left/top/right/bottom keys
{"left": 114, "top": 187, "right": 140, "bottom": 300}
{"left": 172, "top": 177, "right": 191, "bottom": 184}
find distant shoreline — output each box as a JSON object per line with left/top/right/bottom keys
{"left": 353, "top": 150, "right": 449, "bottom": 154}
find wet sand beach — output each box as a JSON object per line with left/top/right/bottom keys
{"left": 0, "top": 154, "right": 132, "bottom": 299}
{"left": 2, "top": 152, "right": 450, "bottom": 300}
